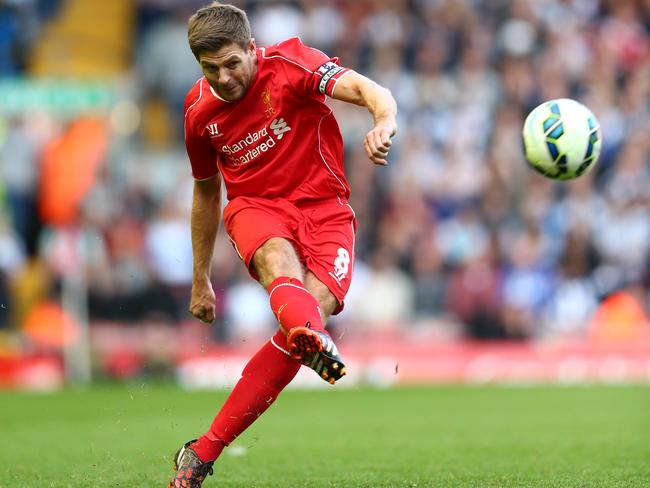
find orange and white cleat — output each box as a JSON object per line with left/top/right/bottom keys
{"left": 287, "top": 326, "right": 346, "bottom": 384}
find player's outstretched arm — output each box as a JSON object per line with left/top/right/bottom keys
{"left": 331, "top": 71, "right": 397, "bottom": 166}
{"left": 189, "top": 174, "right": 222, "bottom": 323}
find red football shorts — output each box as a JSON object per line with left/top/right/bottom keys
{"left": 223, "top": 196, "right": 356, "bottom": 314}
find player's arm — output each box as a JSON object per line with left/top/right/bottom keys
{"left": 331, "top": 71, "right": 397, "bottom": 166}
{"left": 189, "top": 174, "right": 222, "bottom": 323}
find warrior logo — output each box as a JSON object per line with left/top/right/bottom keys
{"left": 206, "top": 123, "right": 222, "bottom": 137}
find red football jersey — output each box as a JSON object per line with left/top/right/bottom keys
{"left": 183, "top": 37, "right": 353, "bottom": 203}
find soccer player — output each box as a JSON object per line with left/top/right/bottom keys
{"left": 169, "top": 3, "right": 397, "bottom": 487}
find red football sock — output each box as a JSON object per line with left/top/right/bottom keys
{"left": 267, "top": 276, "right": 325, "bottom": 333}
{"left": 191, "top": 330, "right": 300, "bottom": 462}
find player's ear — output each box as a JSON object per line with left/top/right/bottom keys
{"left": 248, "top": 38, "right": 256, "bottom": 53}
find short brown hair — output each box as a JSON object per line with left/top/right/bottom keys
{"left": 187, "top": 2, "right": 251, "bottom": 60}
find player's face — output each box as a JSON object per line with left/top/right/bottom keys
{"left": 199, "top": 39, "right": 257, "bottom": 102}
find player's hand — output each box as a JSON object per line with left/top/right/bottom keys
{"left": 189, "top": 280, "right": 216, "bottom": 324}
{"left": 364, "top": 120, "right": 397, "bottom": 166}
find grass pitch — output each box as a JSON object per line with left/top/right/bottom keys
{"left": 1, "top": 384, "right": 648, "bottom": 487}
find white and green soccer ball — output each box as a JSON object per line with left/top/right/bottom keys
{"left": 522, "top": 98, "right": 602, "bottom": 180}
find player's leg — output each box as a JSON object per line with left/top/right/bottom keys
{"left": 170, "top": 199, "right": 351, "bottom": 483}
{"left": 221, "top": 197, "right": 329, "bottom": 337}
{"left": 284, "top": 270, "right": 346, "bottom": 383}
{"left": 168, "top": 328, "right": 299, "bottom": 487}
{"left": 251, "top": 237, "right": 346, "bottom": 383}
{"left": 284, "top": 198, "right": 356, "bottom": 383}
{"left": 251, "top": 236, "right": 304, "bottom": 287}
{"left": 253, "top": 237, "right": 329, "bottom": 337}
{"left": 171, "top": 219, "right": 331, "bottom": 479}
{"left": 303, "top": 270, "right": 339, "bottom": 323}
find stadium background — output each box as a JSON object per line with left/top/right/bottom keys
{"left": 0, "top": 0, "right": 649, "bottom": 390}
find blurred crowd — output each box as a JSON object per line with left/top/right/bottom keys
{"left": 0, "top": 0, "right": 649, "bottom": 346}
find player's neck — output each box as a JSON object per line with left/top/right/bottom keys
{"left": 250, "top": 54, "right": 259, "bottom": 81}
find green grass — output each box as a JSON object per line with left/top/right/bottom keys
{"left": 1, "top": 385, "right": 649, "bottom": 487}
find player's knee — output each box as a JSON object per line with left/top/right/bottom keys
{"left": 317, "top": 295, "right": 338, "bottom": 324}
{"left": 253, "top": 238, "right": 302, "bottom": 286}
{"left": 304, "top": 272, "right": 338, "bottom": 322}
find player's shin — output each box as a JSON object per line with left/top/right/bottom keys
{"left": 190, "top": 331, "right": 300, "bottom": 462}
{"left": 267, "top": 276, "right": 327, "bottom": 334}
{"left": 266, "top": 278, "right": 345, "bottom": 383}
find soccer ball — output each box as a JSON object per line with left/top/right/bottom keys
{"left": 522, "top": 98, "right": 602, "bottom": 180}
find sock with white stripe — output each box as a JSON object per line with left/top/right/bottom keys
{"left": 191, "top": 330, "right": 300, "bottom": 462}
{"left": 267, "top": 276, "right": 326, "bottom": 334}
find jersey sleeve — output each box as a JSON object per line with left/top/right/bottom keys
{"left": 184, "top": 86, "right": 219, "bottom": 180}
{"left": 274, "top": 38, "right": 351, "bottom": 98}
{"left": 185, "top": 127, "right": 219, "bottom": 180}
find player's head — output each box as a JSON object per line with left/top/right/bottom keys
{"left": 188, "top": 2, "right": 257, "bottom": 102}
